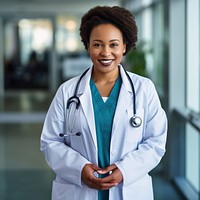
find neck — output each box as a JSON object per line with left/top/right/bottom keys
{"left": 92, "top": 67, "right": 119, "bottom": 84}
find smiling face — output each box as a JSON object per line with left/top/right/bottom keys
{"left": 88, "top": 23, "right": 126, "bottom": 77}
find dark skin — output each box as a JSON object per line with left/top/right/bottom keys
{"left": 81, "top": 24, "right": 124, "bottom": 190}
{"left": 81, "top": 163, "right": 123, "bottom": 190}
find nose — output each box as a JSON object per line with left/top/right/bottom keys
{"left": 100, "top": 46, "right": 111, "bottom": 56}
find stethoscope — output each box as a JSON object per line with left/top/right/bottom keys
{"left": 59, "top": 66, "right": 142, "bottom": 138}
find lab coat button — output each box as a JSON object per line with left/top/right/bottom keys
{"left": 111, "top": 150, "right": 116, "bottom": 155}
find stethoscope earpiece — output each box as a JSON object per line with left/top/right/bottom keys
{"left": 130, "top": 115, "right": 142, "bottom": 128}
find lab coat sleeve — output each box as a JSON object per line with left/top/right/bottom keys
{"left": 115, "top": 79, "right": 167, "bottom": 187}
{"left": 40, "top": 84, "right": 90, "bottom": 187}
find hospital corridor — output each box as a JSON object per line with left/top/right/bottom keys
{"left": 0, "top": 0, "right": 200, "bottom": 200}
{"left": 0, "top": 91, "right": 184, "bottom": 200}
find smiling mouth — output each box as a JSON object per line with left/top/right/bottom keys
{"left": 99, "top": 59, "right": 113, "bottom": 66}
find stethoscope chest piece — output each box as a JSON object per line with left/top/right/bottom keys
{"left": 130, "top": 115, "right": 142, "bottom": 128}
{"left": 60, "top": 67, "right": 143, "bottom": 139}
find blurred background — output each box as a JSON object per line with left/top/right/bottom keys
{"left": 0, "top": 0, "right": 199, "bottom": 199}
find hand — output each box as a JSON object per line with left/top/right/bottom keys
{"left": 97, "top": 164, "right": 123, "bottom": 189}
{"left": 81, "top": 164, "right": 123, "bottom": 190}
{"left": 81, "top": 164, "right": 102, "bottom": 189}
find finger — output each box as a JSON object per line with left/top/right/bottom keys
{"left": 98, "top": 182, "right": 118, "bottom": 190}
{"left": 98, "top": 168, "right": 123, "bottom": 184}
{"left": 83, "top": 164, "right": 121, "bottom": 190}
{"left": 82, "top": 164, "right": 101, "bottom": 184}
{"left": 87, "top": 173, "right": 120, "bottom": 190}
{"left": 97, "top": 164, "right": 117, "bottom": 174}
{"left": 83, "top": 174, "right": 101, "bottom": 189}
{"left": 89, "top": 179, "right": 118, "bottom": 190}
{"left": 90, "top": 164, "right": 101, "bottom": 171}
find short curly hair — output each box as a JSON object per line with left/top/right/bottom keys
{"left": 79, "top": 6, "right": 138, "bottom": 55}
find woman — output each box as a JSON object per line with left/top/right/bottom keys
{"left": 40, "top": 6, "right": 167, "bottom": 200}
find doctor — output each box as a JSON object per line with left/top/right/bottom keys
{"left": 40, "top": 6, "right": 167, "bottom": 200}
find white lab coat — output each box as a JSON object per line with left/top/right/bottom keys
{"left": 40, "top": 65, "right": 167, "bottom": 200}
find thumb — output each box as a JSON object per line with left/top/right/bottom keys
{"left": 90, "top": 164, "right": 102, "bottom": 171}
{"left": 97, "top": 164, "right": 117, "bottom": 174}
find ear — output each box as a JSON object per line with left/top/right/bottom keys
{"left": 87, "top": 43, "right": 90, "bottom": 53}
{"left": 123, "top": 43, "right": 126, "bottom": 54}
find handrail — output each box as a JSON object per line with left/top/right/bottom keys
{"left": 173, "top": 108, "right": 200, "bottom": 132}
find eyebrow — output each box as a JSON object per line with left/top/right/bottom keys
{"left": 92, "top": 39, "right": 121, "bottom": 42}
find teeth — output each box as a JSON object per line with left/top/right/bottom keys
{"left": 100, "top": 60, "right": 112, "bottom": 64}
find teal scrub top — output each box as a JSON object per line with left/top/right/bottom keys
{"left": 90, "top": 75, "right": 122, "bottom": 200}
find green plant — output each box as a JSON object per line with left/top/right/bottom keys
{"left": 126, "top": 41, "right": 152, "bottom": 77}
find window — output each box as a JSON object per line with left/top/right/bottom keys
{"left": 186, "top": 0, "right": 200, "bottom": 113}
{"left": 185, "top": 0, "right": 200, "bottom": 194}
{"left": 186, "top": 123, "right": 200, "bottom": 192}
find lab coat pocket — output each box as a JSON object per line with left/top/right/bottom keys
{"left": 52, "top": 180, "right": 76, "bottom": 200}
{"left": 123, "top": 175, "right": 153, "bottom": 200}
{"left": 126, "top": 109, "right": 144, "bottom": 143}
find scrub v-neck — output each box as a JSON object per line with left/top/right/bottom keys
{"left": 90, "top": 76, "right": 122, "bottom": 200}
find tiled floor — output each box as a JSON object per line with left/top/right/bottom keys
{"left": 0, "top": 91, "right": 185, "bottom": 200}
{"left": 0, "top": 170, "right": 54, "bottom": 200}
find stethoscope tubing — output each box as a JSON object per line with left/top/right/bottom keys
{"left": 60, "top": 66, "right": 142, "bottom": 138}
{"left": 74, "top": 68, "right": 90, "bottom": 96}
{"left": 123, "top": 69, "right": 136, "bottom": 115}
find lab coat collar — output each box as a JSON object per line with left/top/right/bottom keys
{"left": 76, "top": 64, "right": 133, "bottom": 95}
{"left": 118, "top": 64, "right": 133, "bottom": 94}
{"left": 112, "top": 65, "right": 133, "bottom": 133}
{"left": 76, "top": 65, "right": 133, "bottom": 150}
{"left": 77, "top": 67, "right": 97, "bottom": 150}
{"left": 76, "top": 67, "right": 93, "bottom": 96}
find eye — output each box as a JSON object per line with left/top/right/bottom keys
{"left": 110, "top": 43, "right": 119, "bottom": 48}
{"left": 93, "top": 43, "right": 102, "bottom": 48}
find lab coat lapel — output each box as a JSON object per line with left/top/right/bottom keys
{"left": 75, "top": 66, "right": 133, "bottom": 149}
{"left": 112, "top": 65, "right": 133, "bottom": 132}
{"left": 78, "top": 68, "right": 97, "bottom": 150}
